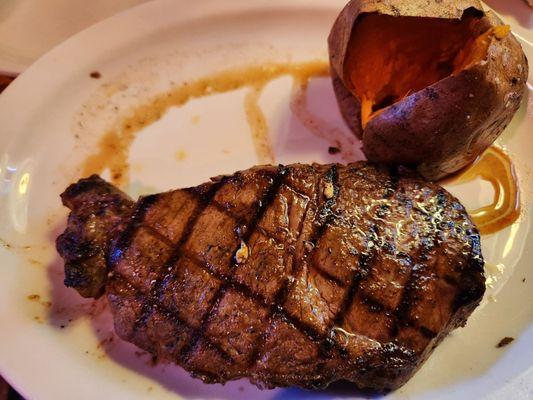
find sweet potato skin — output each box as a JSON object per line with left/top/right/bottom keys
{"left": 328, "top": 0, "right": 528, "bottom": 180}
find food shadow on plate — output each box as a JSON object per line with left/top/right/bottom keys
{"left": 94, "top": 336, "right": 385, "bottom": 400}
{"left": 269, "top": 75, "right": 364, "bottom": 165}
{"left": 272, "top": 382, "right": 384, "bottom": 400}
{"left": 47, "top": 222, "right": 107, "bottom": 328}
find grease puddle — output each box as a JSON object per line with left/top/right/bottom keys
{"left": 443, "top": 146, "right": 520, "bottom": 235}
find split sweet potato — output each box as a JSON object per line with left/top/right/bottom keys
{"left": 329, "top": 0, "right": 528, "bottom": 180}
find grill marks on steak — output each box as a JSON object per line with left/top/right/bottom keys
{"left": 56, "top": 163, "right": 485, "bottom": 391}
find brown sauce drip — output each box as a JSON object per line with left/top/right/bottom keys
{"left": 81, "top": 61, "right": 329, "bottom": 186}
{"left": 444, "top": 146, "right": 520, "bottom": 235}
{"left": 244, "top": 84, "right": 274, "bottom": 165}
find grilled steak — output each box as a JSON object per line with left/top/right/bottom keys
{"left": 56, "top": 163, "right": 485, "bottom": 391}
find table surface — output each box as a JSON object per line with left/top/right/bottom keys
{"left": 0, "top": 76, "right": 14, "bottom": 93}
{"left": 0, "top": 375, "right": 21, "bottom": 400}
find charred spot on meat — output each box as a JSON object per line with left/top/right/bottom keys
{"left": 56, "top": 163, "right": 485, "bottom": 391}
{"left": 56, "top": 175, "right": 135, "bottom": 298}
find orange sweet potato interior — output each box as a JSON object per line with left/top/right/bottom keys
{"left": 346, "top": 13, "right": 507, "bottom": 128}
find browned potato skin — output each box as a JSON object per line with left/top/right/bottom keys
{"left": 328, "top": 0, "right": 528, "bottom": 180}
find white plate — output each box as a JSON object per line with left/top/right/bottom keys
{"left": 0, "top": 0, "right": 150, "bottom": 75}
{"left": 0, "top": 1, "right": 532, "bottom": 399}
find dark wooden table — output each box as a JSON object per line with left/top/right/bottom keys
{"left": 0, "top": 74, "right": 24, "bottom": 400}
{"left": 0, "top": 371, "right": 21, "bottom": 399}
{"left": 0, "top": 75, "right": 14, "bottom": 93}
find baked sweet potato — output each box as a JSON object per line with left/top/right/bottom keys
{"left": 328, "top": 0, "right": 528, "bottom": 180}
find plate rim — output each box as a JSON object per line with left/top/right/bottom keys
{"left": 0, "top": 1, "right": 531, "bottom": 399}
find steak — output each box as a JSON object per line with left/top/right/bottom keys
{"left": 56, "top": 162, "right": 485, "bottom": 391}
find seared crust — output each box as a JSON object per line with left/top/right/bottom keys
{"left": 328, "top": 0, "right": 528, "bottom": 180}
{"left": 57, "top": 164, "right": 485, "bottom": 391}
{"left": 56, "top": 175, "right": 134, "bottom": 298}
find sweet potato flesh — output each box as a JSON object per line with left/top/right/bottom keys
{"left": 346, "top": 13, "right": 507, "bottom": 128}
